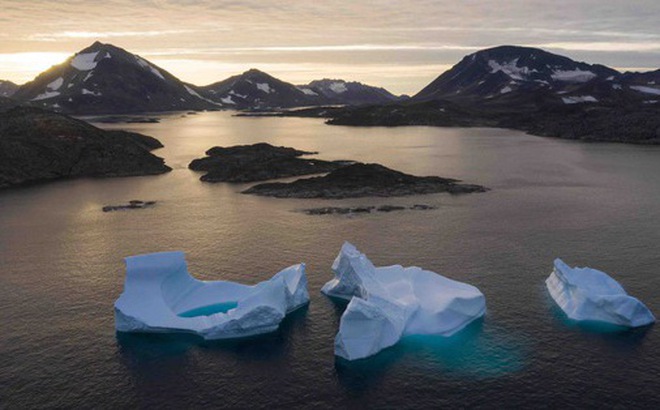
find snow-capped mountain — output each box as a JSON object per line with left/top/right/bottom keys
{"left": 0, "top": 80, "right": 19, "bottom": 97}
{"left": 619, "top": 69, "right": 660, "bottom": 101}
{"left": 12, "top": 42, "right": 219, "bottom": 114}
{"left": 413, "top": 45, "right": 620, "bottom": 105}
{"left": 298, "top": 79, "right": 405, "bottom": 105}
{"left": 199, "top": 69, "right": 320, "bottom": 109}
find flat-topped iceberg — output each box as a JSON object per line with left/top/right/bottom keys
{"left": 323, "top": 243, "right": 486, "bottom": 360}
{"left": 546, "top": 258, "right": 655, "bottom": 327}
{"left": 115, "top": 251, "right": 309, "bottom": 339}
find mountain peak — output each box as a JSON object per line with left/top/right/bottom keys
{"left": 413, "top": 44, "right": 620, "bottom": 103}
{"left": 11, "top": 42, "right": 218, "bottom": 114}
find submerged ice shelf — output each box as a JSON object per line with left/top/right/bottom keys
{"left": 546, "top": 258, "right": 655, "bottom": 327}
{"left": 323, "top": 243, "right": 486, "bottom": 360}
{"left": 115, "top": 251, "right": 309, "bottom": 339}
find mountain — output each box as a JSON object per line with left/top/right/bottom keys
{"left": 295, "top": 45, "right": 660, "bottom": 144}
{"left": 12, "top": 41, "right": 219, "bottom": 114}
{"left": 0, "top": 107, "right": 171, "bottom": 188}
{"left": 413, "top": 45, "right": 621, "bottom": 107}
{"left": 199, "top": 69, "right": 320, "bottom": 109}
{"left": 0, "top": 80, "right": 19, "bottom": 97}
{"left": 298, "top": 79, "right": 405, "bottom": 105}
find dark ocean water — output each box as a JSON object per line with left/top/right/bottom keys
{"left": 1, "top": 112, "right": 659, "bottom": 408}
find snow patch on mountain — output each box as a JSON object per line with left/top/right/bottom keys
{"left": 82, "top": 88, "right": 102, "bottom": 96}
{"left": 32, "top": 91, "right": 60, "bottom": 101}
{"left": 551, "top": 69, "right": 597, "bottom": 83}
{"left": 184, "top": 85, "right": 223, "bottom": 106}
{"left": 500, "top": 86, "right": 513, "bottom": 94}
{"left": 630, "top": 86, "right": 660, "bottom": 95}
{"left": 299, "top": 87, "right": 318, "bottom": 96}
{"left": 329, "top": 82, "right": 348, "bottom": 93}
{"left": 256, "top": 83, "right": 274, "bottom": 93}
{"left": 562, "top": 95, "right": 598, "bottom": 104}
{"left": 488, "top": 59, "right": 536, "bottom": 80}
{"left": 220, "top": 96, "right": 236, "bottom": 105}
{"left": 71, "top": 52, "right": 100, "bottom": 70}
{"left": 229, "top": 90, "right": 247, "bottom": 99}
{"left": 135, "top": 57, "right": 166, "bottom": 80}
{"left": 47, "top": 77, "right": 64, "bottom": 91}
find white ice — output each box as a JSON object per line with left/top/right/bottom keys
{"left": 71, "top": 52, "right": 100, "bottom": 71}
{"left": 630, "top": 86, "right": 660, "bottom": 96}
{"left": 256, "top": 83, "right": 273, "bottom": 93}
{"left": 562, "top": 95, "right": 598, "bottom": 104}
{"left": 551, "top": 69, "right": 597, "bottom": 83}
{"left": 546, "top": 258, "right": 655, "bottom": 327}
{"left": 115, "top": 251, "right": 309, "bottom": 339}
{"left": 323, "top": 243, "right": 486, "bottom": 360}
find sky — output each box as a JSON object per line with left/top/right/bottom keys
{"left": 1, "top": 0, "right": 659, "bottom": 95}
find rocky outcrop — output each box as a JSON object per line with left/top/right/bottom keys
{"left": 243, "top": 163, "right": 487, "bottom": 198}
{"left": 0, "top": 107, "right": 171, "bottom": 189}
{"left": 189, "top": 142, "right": 348, "bottom": 183}
{"left": 102, "top": 200, "right": 157, "bottom": 212}
{"left": 302, "top": 204, "right": 436, "bottom": 215}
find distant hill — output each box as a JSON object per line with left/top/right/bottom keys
{"left": 298, "top": 79, "right": 406, "bottom": 106}
{"left": 0, "top": 80, "right": 19, "bottom": 97}
{"left": 198, "top": 69, "right": 319, "bottom": 109}
{"left": 12, "top": 41, "right": 219, "bottom": 114}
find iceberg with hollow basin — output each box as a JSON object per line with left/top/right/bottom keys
{"left": 323, "top": 242, "right": 486, "bottom": 360}
{"left": 546, "top": 258, "right": 655, "bottom": 327}
{"left": 115, "top": 251, "right": 309, "bottom": 339}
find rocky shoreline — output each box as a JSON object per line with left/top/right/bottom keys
{"left": 243, "top": 163, "right": 487, "bottom": 199}
{"left": 302, "top": 204, "right": 437, "bottom": 215}
{"left": 102, "top": 200, "right": 157, "bottom": 212}
{"left": 189, "top": 142, "right": 350, "bottom": 183}
{"left": 0, "top": 107, "right": 171, "bottom": 189}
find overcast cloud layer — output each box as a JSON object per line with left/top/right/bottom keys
{"left": 1, "top": 0, "right": 659, "bottom": 94}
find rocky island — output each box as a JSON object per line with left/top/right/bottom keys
{"left": 189, "top": 142, "right": 349, "bottom": 183}
{"left": 0, "top": 107, "right": 171, "bottom": 189}
{"left": 243, "top": 163, "right": 487, "bottom": 198}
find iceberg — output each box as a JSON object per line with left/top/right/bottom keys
{"left": 323, "top": 243, "right": 486, "bottom": 360}
{"left": 546, "top": 258, "right": 655, "bottom": 327}
{"left": 115, "top": 251, "right": 309, "bottom": 339}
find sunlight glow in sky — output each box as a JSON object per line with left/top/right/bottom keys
{"left": 1, "top": 0, "right": 658, "bottom": 94}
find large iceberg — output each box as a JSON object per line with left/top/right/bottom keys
{"left": 546, "top": 258, "right": 655, "bottom": 327}
{"left": 115, "top": 251, "right": 309, "bottom": 339}
{"left": 323, "top": 243, "right": 486, "bottom": 360}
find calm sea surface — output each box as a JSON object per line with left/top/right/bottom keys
{"left": 1, "top": 111, "right": 659, "bottom": 408}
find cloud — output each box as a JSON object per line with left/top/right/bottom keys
{"left": 0, "top": 0, "right": 658, "bottom": 93}
{"left": 28, "top": 29, "right": 208, "bottom": 42}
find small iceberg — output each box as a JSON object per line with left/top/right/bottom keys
{"left": 115, "top": 251, "right": 309, "bottom": 339}
{"left": 546, "top": 258, "right": 655, "bottom": 328}
{"left": 323, "top": 242, "right": 486, "bottom": 360}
